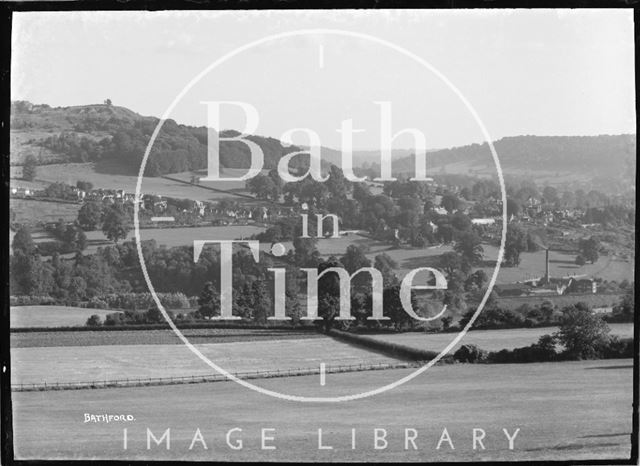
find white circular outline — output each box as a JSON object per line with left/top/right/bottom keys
{"left": 134, "top": 28, "right": 507, "bottom": 403}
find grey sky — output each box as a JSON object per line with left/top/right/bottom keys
{"left": 12, "top": 9, "right": 635, "bottom": 150}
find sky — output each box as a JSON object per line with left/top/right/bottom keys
{"left": 11, "top": 9, "right": 636, "bottom": 150}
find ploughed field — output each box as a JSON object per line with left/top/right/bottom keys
{"left": 12, "top": 359, "right": 633, "bottom": 461}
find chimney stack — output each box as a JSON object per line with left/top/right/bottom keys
{"left": 544, "top": 249, "right": 550, "bottom": 284}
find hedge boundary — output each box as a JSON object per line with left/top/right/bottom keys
{"left": 327, "top": 329, "right": 441, "bottom": 362}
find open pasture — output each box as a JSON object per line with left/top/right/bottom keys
{"left": 11, "top": 359, "right": 633, "bottom": 461}
{"left": 10, "top": 306, "right": 121, "bottom": 329}
{"left": 32, "top": 163, "right": 243, "bottom": 202}
{"left": 11, "top": 336, "right": 399, "bottom": 385}
{"left": 366, "top": 323, "right": 633, "bottom": 353}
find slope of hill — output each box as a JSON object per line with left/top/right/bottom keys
{"left": 10, "top": 101, "right": 320, "bottom": 177}
{"left": 11, "top": 101, "right": 635, "bottom": 192}
{"left": 391, "top": 134, "right": 636, "bottom": 189}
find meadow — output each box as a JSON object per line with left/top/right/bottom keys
{"left": 11, "top": 337, "right": 399, "bottom": 385}
{"left": 10, "top": 306, "right": 120, "bottom": 329}
{"left": 30, "top": 162, "right": 249, "bottom": 202}
{"left": 11, "top": 359, "right": 633, "bottom": 461}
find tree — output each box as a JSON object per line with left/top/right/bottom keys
{"left": 383, "top": 284, "right": 417, "bottom": 331}
{"left": 101, "top": 206, "right": 130, "bottom": 244}
{"left": 22, "top": 154, "right": 37, "bottom": 181}
{"left": 251, "top": 280, "right": 271, "bottom": 324}
{"left": 441, "top": 193, "right": 460, "bottom": 213}
{"left": 340, "top": 245, "right": 372, "bottom": 291}
{"left": 453, "top": 231, "right": 483, "bottom": 268}
{"left": 12, "top": 225, "right": 35, "bottom": 255}
{"left": 76, "top": 180, "right": 94, "bottom": 191}
{"left": 340, "top": 245, "right": 371, "bottom": 274}
{"left": 575, "top": 255, "right": 586, "bottom": 266}
{"left": 247, "top": 174, "right": 279, "bottom": 201}
{"left": 374, "top": 253, "right": 399, "bottom": 287}
{"left": 104, "top": 98, "right": 112, "bottom": 106}
{"left": 86, "top": 314, "right": 102, "bottom": 327}
{"left": 198, "top": 281, "right": 220, "bottom": 319}
{"left": 291, "top": 237, "right": 320, "bottom": 267}
{"left": 504, "top": 224, "right": 527, "bottom": 267}
{"left": 506, "top": 197, "right": 521, "bottom": 218}
{"left": 542, "top": 186, "right": 559, "bottom": 205}
{"left": 611, "top": 288, "right": 634, "bottom": 322}
{"left": 439, "top": 251, "right": 464, "bottom": 278}
{"left": 315, "top": 257, "right": 345, "bottom": 332}
{"left": 579, "top": 237, "right": 600, "bottom": 264}
{"left": 465, "top": 269, "right": 488, "bottom": 291}
{"left": 554, "top": 303, "right": 610, "bottom": 359}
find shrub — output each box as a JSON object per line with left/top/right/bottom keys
{"left": 453, "top": 344, "right": 488, "bottom": 363}
{"left": 601, "top": 337, "right": 633, "bottom": 359}
{"left": 86, "top": 314, "right": 102, "bottom": 327}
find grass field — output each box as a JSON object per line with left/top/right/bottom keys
{"left": 11, "top": 359, "right": 633, "bottom": 461}
{"left": 10, "top": 306, "right": 121, "bottom": 329}
{"left": 366, "top": 323, "right": 634, "bottom": 353}
{"left": 11, "top": 337, "right": 399, "bottom": 385}
{"left": 31, "top": 162, "right": 247, "bottom": 202}
{"left": 11, "top": 328, "right": 323, "bottom": 348}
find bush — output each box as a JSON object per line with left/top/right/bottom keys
{"left": 86, "top": 314, "right": 102, "bottom": 327}
{"left": 601, "top": 337, "right": 633, "bottom": 359}
{"left": 453, "top": 344, "right": 488, "bottom": 363}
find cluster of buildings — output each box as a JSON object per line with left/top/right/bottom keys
{"left": 494, "top": 249, "right": 597, "bottom": 297}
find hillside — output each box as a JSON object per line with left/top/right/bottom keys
{"left": 10, "top": 101, "right": 320, "bottom": 177}
{"left": 391, "top": 134, "right": 636, "bottom": 191}
{"left": 11, "top": 102, "right": 635, "bottom": 193}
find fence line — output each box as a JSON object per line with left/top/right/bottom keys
{"left": 11, "top": 361, "right": 417, "bottom": 392}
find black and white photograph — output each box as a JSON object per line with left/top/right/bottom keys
{"left": 2, "top": 6, "right": 637, "bottom": 464}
